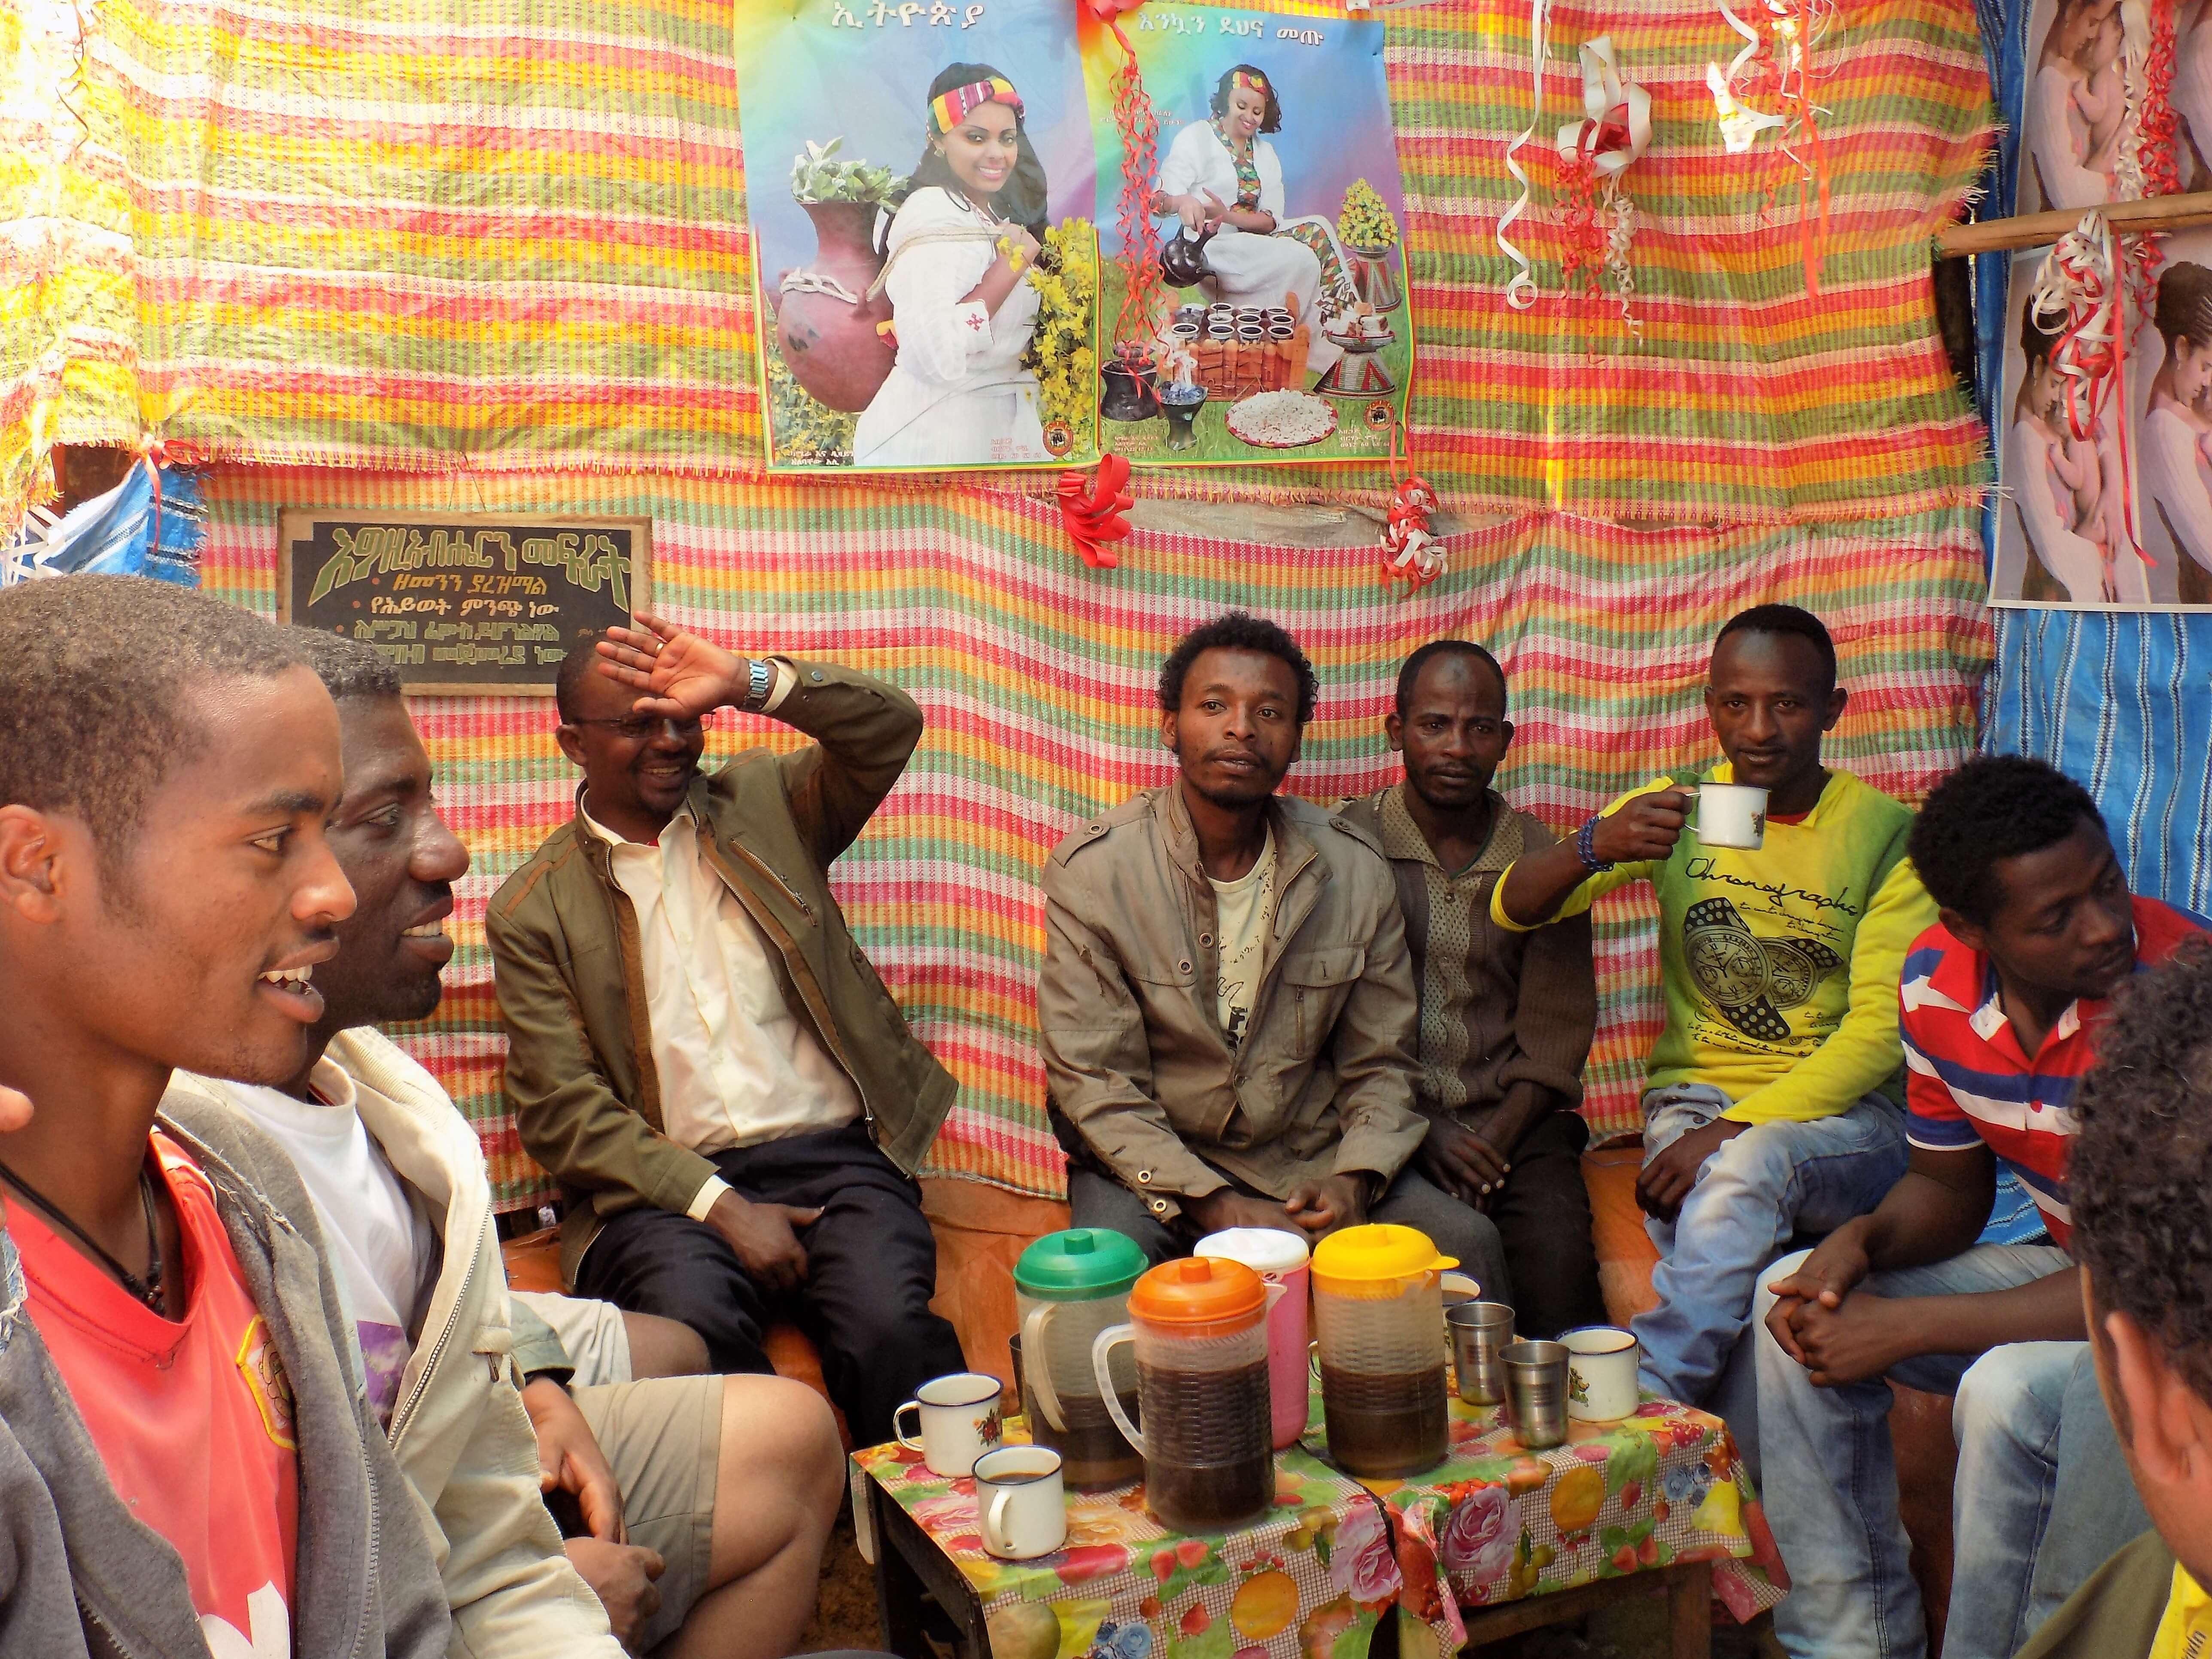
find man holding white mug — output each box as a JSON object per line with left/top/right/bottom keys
{"left": 1491, "top": 605, "right": 1936, "bottom": 1427}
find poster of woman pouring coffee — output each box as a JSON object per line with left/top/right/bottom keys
{"left": 1082, "top": 4, "right": 1413, "bottom": 465}
{"left": 736, "top": 0, "right": 1103, "bottom": 471}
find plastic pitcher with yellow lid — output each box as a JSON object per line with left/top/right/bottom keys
{"left": 1310, "top": 1224, "right": 1455, "bottom": 1477}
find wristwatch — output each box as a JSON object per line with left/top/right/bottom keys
{"left": 740, "top": 656, "right": 774, "bottom": 712}
{"left": 1574, "top": 816, "right": 1614, "bottom": 874}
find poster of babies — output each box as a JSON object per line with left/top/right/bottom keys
{"left": 1992, "top": 233, "right": 2212, "bottom": 610}
{"left": 2016, "top": 0, "right": 2212, "bottom": 213}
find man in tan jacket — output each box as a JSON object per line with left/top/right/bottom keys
{"left": 203, "top": 632, "right": 847, "bottom": 1659}
{"left": 489, "top": 615, "right": 965, "bottom": 1444}
{"left": 1039, "top": 613, "right": 1503, "bottom": 1285}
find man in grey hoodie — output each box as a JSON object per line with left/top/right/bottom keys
{"left": 0, "top": 575, "right": 449, "bottom": 1658}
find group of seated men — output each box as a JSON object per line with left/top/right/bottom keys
{"left": 0, "top": 573, "right": 2204, "bottom": 1659}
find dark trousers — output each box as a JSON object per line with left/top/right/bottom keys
{"left": 573, "top": 1124, "right": 967, "bottom": 1445}
{"left": 1483, "top": 1109, "right": 1607, "bottom": 1340}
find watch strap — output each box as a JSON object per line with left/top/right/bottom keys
{"left": 741, "top": 657, "right": 774, "bottom": 711}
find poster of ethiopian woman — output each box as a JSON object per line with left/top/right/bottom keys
{"left": 738, "top": 0, "right": 1102, "bottom": 472}
{"left": 1082, "top": 4, "right": 1412, "bottom": 466}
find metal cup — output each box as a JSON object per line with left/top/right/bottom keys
{"left": 1447, "top": 1301, "right": 1515, "bottom": 1406}
{"left": 1502, "top": 1339, "right": 1570, "bottom": 1449}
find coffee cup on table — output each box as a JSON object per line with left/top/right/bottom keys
{"left": 892, "top": 1372, "right": 1005, "bottom": 1477}
{"left": 973, "top": 1445, "right": 1068, "bottom": 1559}
{"left": 1560, "top": 1325, "right": 1641, "bottom": 1422}
{"left": 1680, "top": 781, "right": 1768, "bottom": 850}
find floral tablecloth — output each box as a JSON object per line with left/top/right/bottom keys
{"left": 853, "top": 1425, "right": 1428, "bottom": 1659}
{"left": 1298, "top": 1391, "right": 1788, "bottom": 1655}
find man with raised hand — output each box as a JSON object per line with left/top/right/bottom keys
{"left": 2015, "top": 934, "right": 2212, "bottom": 1659}
{"left": 1039, "top": 612, "right": 1500, "bottom": 1282}
{"left": 201, "top": 631, "right": 845, "bottom": 1659}
{"left": 0, "top": 576, "right": 447, "bottom": 1658}
{"left": 489, "top": 614, "right": 965, "bottom": 1445}
{"left": 1492, "top": 604, "right": 1936, "bottom": 1416}
{"left": 1338, "top": 640, "right": 1605, "bottom": 1337}
{"left": 1754, "top": 755, "right": 2201, "bottom": 1659}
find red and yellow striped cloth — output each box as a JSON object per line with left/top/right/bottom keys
{"left": 203, "top": 467, "right": 1987, "bottom": 1204}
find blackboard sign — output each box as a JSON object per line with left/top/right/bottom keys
{"left": 277, "top": 510, "right": 652, "bottom": 696}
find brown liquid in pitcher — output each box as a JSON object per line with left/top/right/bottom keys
{"left": 1134, "top": 1356, "right": 1273, "bottom": 1532}
{"left": 1022, "top": 1380, "right": 1143, "bottom": 1490}
{"left": 1319, "top": 1361, "right": 1449, "bottom": 1477}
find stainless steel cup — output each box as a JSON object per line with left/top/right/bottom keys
{"left": 1502, "top": 1338, "right": 1570, "bottom": 1449}
{"left": 1447, "top": 1301, "right": 1514, "bottom": 1406}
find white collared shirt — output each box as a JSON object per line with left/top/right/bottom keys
{"left": 582, "top": 787, "right": 862, "bottom": 1222}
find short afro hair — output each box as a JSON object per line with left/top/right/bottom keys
{"left": 1713, "top": 603, "right": 1838, "bottom": 694}
{"left": 0, "top": 575, "right": 307, "bottom": 872}
{"left": 2071, "top": 933, "right": 2212, "bottom": 1405}
{"left": 554, "top": 635, "right": 606, "bottom": 723}
{"left": 1158, "top": 611, "right": 1318, "bottom": 726}
{"left": 1908, "top": 754, "right": 2107, "bottom": 926}
{"left": 294, "top": 628, "right": 403, "bottom": 705}
{"left": 1395, "top": 639, "right": 1505, "bottom": 717}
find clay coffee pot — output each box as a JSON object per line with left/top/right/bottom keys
{"left": 1159, "top": 222, "right": 1219, "bottom": 289}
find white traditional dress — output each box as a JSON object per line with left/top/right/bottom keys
{"left": 1157, "top": 118, "right": 1349, "bottom": 374}
{"left": 852, "top": 186, "right": 1047, "bottom": 467}
{"left": 2142, "top": 401, "right": 2212, "bottom": 603}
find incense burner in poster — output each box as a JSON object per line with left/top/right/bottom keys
{"left": 737, "top": 0, "right": 1103, "bottom": 471}
{"left": 1083, "top": 3, "right": 1412, "bottom": 465}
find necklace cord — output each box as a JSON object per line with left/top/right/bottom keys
{"left": 0, "top": 1157, "right": 166, "bottom": 1312}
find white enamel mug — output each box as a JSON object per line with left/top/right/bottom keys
{"left": 1686, "top": 782, "right": 1768, "bottom": 850}
{"left": 892, "top": 1372, "right": 1004, "bottom": 1477}
{"left": 1561, "top": 1325, "right": 1641, "bottom": 1422}
{"left": 973, "top": 1444, "right": 1068, "bottom": 1559}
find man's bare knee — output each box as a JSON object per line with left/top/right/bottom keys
{"left": 623, "top": 1311, "right": 711, "bottom": 1378}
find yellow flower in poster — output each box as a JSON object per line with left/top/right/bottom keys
{"left": 1023, "top": 217, "right": 1098, "bottom": 455}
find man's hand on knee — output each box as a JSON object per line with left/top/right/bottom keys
{"left": 1762, "top": 1221, "right": 1876, "bottom": 1365}
{"left": 706, "top": 1191, "right": 822, "bottom": 1293}
{"left": 565, "top": 1537, "right": 665, "bottom": 1651}
{"left": 1785, "top": 1291, "right": 1925, "bottom": 1388}
{"left": 1635, "top": 1118, "right": 1747, "bottom": 1221}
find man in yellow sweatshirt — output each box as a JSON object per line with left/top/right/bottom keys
{"left": 1493, "top": 605, "right": 1935, "bottom": 1414}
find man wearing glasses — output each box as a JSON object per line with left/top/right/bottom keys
{"left": 488, "top": 616, "right": 966, "bottom": 1443}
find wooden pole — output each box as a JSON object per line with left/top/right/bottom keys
{"left": 1937, "top": 190, "right": 2212, "bottom": 258}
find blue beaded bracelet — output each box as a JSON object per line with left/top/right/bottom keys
{"left": 1575, "top": 816, "right": 1613, "bottom": 874}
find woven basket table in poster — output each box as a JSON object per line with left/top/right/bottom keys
{"left": 1316, "top": 1391, "right": 1787, "bottom": 1652}
{"left": 851, "top": 1422, "right": 1455, "bottom": 1659}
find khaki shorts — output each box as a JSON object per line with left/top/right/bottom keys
{"left": 514, "top": 1290, "right": 634, "bottom": 1388}
{"left": 572, "top": 1373, "right": 721, "bottom": 1652}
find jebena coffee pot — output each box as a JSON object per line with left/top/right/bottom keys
{"left": 1013, "top": 1228, "right": 1148, "bottom": 1489}
{"left": 1311, "top": 1224, "right": 1456, "bottom": 1477}
{"left": 1093, "top": 1256, "right": 1281, "bottom": 1532}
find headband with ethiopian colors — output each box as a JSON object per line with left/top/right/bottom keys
{"left": 929, "top": 76, "right": 1023, "bottom": 136}
{"left": 1231, "top": 70, "right": 1270, "bottom": 95}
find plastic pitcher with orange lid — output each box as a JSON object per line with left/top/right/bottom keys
{"left": 1092, "top": 1256, "right": 1279, "bottom": 1532}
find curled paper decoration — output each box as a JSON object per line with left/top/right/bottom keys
{"left": 1708, "top": 0, "right": 1833, "bottom": 295}
{"left": 2028, "top": 213, "right": 2151, "bottom": 584}
{"left": 1497, "top": 0, "right": 1551, "bottom": 310}
{"left": 1379, "top": 415, "right": 1445, "bottom": 592}
{"left": 1555, "top": 37, "right": 1652, "bottom": 337}
{"left": 1057, "top": 453, "right": 1133, "bottom": 569}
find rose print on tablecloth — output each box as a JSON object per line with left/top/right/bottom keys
{"left": 1438, "top": 1484, "right": 1519, "bottom": 1582}
{"left": 1324, "top": 1501, "right": 1400, "bottom": 1605}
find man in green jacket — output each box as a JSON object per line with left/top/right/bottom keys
{"left": 2014, "top": 933, "right": 2212, "bottom": 1659}
{"left": 488, "top": 615, "right": 965, "bottom": 1443}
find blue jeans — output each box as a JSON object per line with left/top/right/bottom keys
{"left": 1631, "top": 1084, "right": 1908, "bottom": 1406}
{"left": 1755, "top": 1244, "right": 2149, "bottom": 1659}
